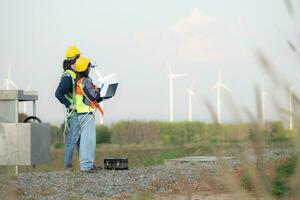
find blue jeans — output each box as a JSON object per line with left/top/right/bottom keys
{"left": 64, "top": 113, "right": 81, "bottom": 168}
{"left": 78, "top": 113, "right": 96, "bottom": 170}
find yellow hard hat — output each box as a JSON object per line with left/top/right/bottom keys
{"left": 75, "top": 57, "right": 90, "bottom": 72}
{"left": 65, "top": 46, "right": 81, "bottom": 58}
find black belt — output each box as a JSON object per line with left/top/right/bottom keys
{"left": 77, "top": 112, "right": 93, "bottom": 116}
{"left": 68, "top": 108, "right": 77, "bottom": 113}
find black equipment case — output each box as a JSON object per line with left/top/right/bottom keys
{"left": 104, "top": 157, "right": 128, "bottom": 170}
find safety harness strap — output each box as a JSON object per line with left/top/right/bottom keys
{"left": 77, "top": 78, "right": 104, "bottom": 117}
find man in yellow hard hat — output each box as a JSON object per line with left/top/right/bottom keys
{"left": 74, "top": 56, "right": 103, "bottom": 173}
{"left": 55, "top": 45, "right": 81, "bottom": 171}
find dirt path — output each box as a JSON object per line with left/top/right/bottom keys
{"left": 0, "top": 176, "right": 19, "bottom": 200}
{"left": 155, "top": 193, "right": 233, "bottom": 200}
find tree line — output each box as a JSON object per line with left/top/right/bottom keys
{"left": 50, "top": 120, "right": 290, "bottom": 147}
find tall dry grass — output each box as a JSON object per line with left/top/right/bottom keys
{"left": 194, "top": 1, "right": 300, "bottom": 199}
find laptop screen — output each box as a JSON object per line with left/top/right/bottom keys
{"left": 105, "top": 83, "right": 118, "bottom": 97}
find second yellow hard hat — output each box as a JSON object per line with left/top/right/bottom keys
{"left": 75, "top": 57, "right": 90, "bottom": 72}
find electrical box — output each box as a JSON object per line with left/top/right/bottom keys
{"left": 0, "top": 90, "right": 51, "bottom": 166}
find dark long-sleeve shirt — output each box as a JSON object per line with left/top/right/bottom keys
{"left": 82, "top": 77, "right": 102, "bottom": 103}
{"left": 55, "top": 74, "right": 73, "bottom": 108}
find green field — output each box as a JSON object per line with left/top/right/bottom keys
{"left": 0, "top": 144, "right": 204, "bottom": 174}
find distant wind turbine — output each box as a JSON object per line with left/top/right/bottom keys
{"left": 212, "top": 69, "right": 231, "bottom": 124}
{"left": 2, "top": 62, "right": 17, "bottom": 90}
{"left": 94, "top": 69, "right": 116, "bottom": 124}
{"left": 261, "top": 86, "right": 269, "bottom": 125}
{"left": 187, "top": 83, "right": 196, "bottom": 121}
{"left": 167, "top": 61, "right": 186, "bottom": 122}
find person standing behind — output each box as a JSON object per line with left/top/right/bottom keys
{"left": 74, "top": 56, "right": 103, "bottom": 173}
{"left": 55, "top": 46, "right": 81, "bottom": 171}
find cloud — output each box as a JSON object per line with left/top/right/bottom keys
{"left": 132, "top": 8, "right": 255, "bottom": 64}
{"left": 171, "top": 8, "right": 212, "bottom": 36}
{"left": 170, "top": 8, "right": 251, "bottom": 63}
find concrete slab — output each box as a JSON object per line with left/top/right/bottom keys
{"left": 165, "top": 156, "right": 239, "bottom": 166}
{"left": 0, "top": 90, "right": 38, "bottom": 101}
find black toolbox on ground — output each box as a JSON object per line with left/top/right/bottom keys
{"left": 104, "top": 157, "right": 128, "bottom": 170}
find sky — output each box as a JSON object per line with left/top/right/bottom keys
{"left": 0, "top": 0, "right": 299, "bottom": 125}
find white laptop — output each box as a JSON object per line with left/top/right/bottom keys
{"left": 99, "top": 82, "right": 118, "bottom": 98}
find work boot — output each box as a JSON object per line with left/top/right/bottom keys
{"left": 80, "top": 166, "right": 98, "bottom": 173}
{"left": 65, "top": 165, "right": 74, "bottom": 172}
{"left": 93, "top": 165, "right": 103, "bottom": 170}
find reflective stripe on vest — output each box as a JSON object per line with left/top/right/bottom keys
{"left": 61, "top": 70, "right": 77, "bottom": 105}
{"left": 75, "top": 78, "right": 104, "bottom": 116}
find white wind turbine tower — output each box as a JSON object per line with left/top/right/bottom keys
{"left": 3, "top": 62, "right": 17, "bottom": 90}
{"left": 289, "top": 74, "right": 300, "bottom": 130}
{"left": 212, "top": 69, "right": 231, "bottom": 124}
{"left": 94, "top": 69, "right": 116, "bottom": 124}
{"left": 187, "top": 83, "right": 195, "bottom": 122}
{"left": 261, "top": 85, "right": 269, "bottom": 125}
{"left": 167, "top": 61, "right": 186, "bottom": 122}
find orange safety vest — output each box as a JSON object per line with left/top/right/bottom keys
{"left": 75, "top": 78, "right": 104, "bottom": 116}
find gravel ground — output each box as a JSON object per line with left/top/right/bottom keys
{"left": 15, "top": 165, "right": 208, "bottom": 200}
{"left": 14, "top": 156, "right": 238, "bottom": 200}
{"left": 0, "top": 148, "right": 294, "bottom": 200}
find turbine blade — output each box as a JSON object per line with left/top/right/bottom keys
{"left": 211, "top": 83, "right": 218, "bottom": 90}
{"left": 191, "top": 82, "right": 195, "bottom": 89}
{"left": 8, "top": 62, "right": 11, "bottom": 80}
{"left": 172, "top": 73, "right": 186, "bottom": 78}
{"left": 220, "top": 83, "right": 231, "bottom": 92}
{"left": 166, "top": 60, "right": 173, "bottom": 74}
{"left": 187, "top": 82, "right": 195, "bottom": 94}
{"left": 103, "top": 73, "right": 116, "bottom": 81}
{"left": 26, "top": 84, "right": 31, "bottom": 91}
{"left": 9, "top": 80, "right": 17, "bottom": 89}
{"left": 190, "top": 90, "right": 195, "bottom": 96}
{"left": 189, "top": 81, "right": 195, "bottom": 90}
{"left": 291, "top": 84, "right": 300, "bottom": 91}
{"left": 94, "top": 69, "right": 103, "bottom": 80}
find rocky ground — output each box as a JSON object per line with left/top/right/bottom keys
{"left": 0, "top": 148, "right": 292, "bottom": 200}
{"left": 1, "top": 162, "right": 226, "bottom": 200}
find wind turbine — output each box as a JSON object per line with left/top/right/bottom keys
{"left": 187, "top": 83, "right": 195, "bottom": 121}
{"left": 212, "top": 69, "right": 231, "bottom": 124}
{"left": 94, "top": 69, "right": 116, "bottom": 124}
{"left": 2, "top": 62, "right": 17, "bottom": 90}
{"left": 261, "top": 86, "right": 269, "bottom": 125}
{"left": 167, "top": 61, "right": 186, "bottom": 122}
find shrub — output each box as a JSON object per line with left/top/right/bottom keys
{"left": 111, "top": 121, "right": 160, "bottom": 144}
{"left": 270, "top": 121, "right": 287, "bottom": 142}
{"left": 160, "top": 121, "right": 206, "bottom": 145}
{"left": 96, "top": 125, "right": 112, "bottom": 144}
{"left": 271, "top": 121, "right": 285, "bottom": 135}
{"left": 272, "top": 155, "right": 297, "bottom": 197}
